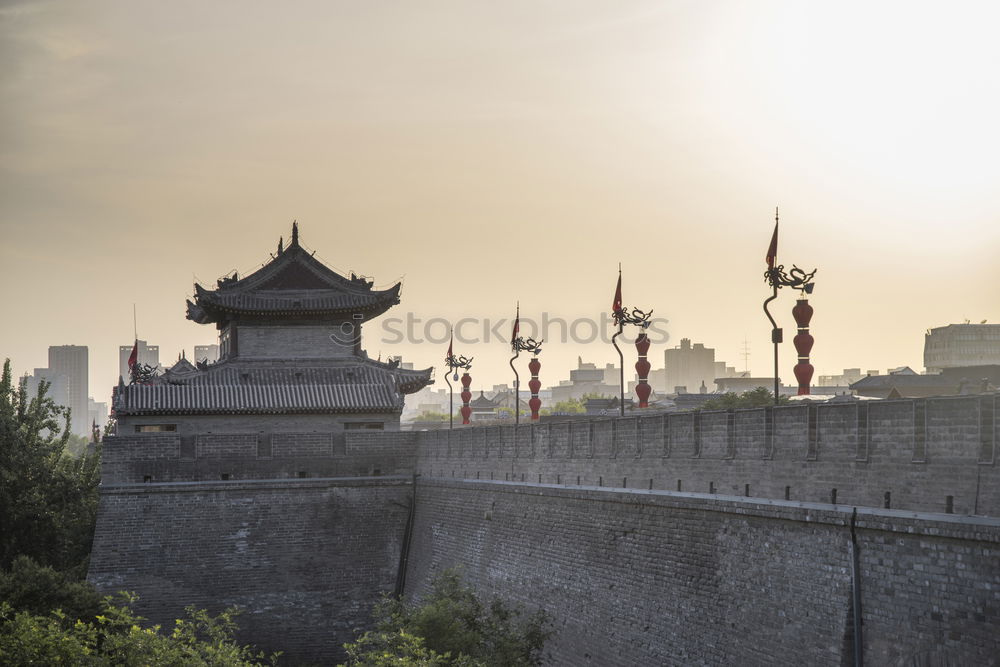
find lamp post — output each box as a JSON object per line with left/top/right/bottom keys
{"left": 611, "top": 266, "right": 653, "bottom": 417}
{"left": 444, "top": 335, "right": 473, "bottom": 430}
{"left": 763, "top": 208, "right": 817, "bottom": 405}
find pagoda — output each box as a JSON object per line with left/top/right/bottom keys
{"left": 112, "top": 223, "right": 433, "bottom": 434}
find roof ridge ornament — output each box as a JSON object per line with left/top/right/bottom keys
{"left": 291, "top": 220, "right": 299, "bottom": 247}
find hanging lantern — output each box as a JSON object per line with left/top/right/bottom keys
{"left": 634, "top": 332, "right": 652, "bottom": 408}
{"left": 460, "top": 372, "right": 473, "bottom": 425}
{"left": 792, "top": 298, "right": 814, "bottom": 395}
{"left": 528, "top": 356, "right": 542, "bottom": 421}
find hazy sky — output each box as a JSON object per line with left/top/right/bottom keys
{"left": 2, "top": 0, "right": 999, "bottom": 402}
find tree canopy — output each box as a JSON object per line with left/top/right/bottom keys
{"left": 698, "top": 387, "right": 789, "bottom": 411}
{"left": 0, "top": 359, "right": 101, "bottom": 575}
{"left": 342, "top": 569, "right": 552, "bottom": 666}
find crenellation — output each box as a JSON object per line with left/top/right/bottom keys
{"left": 407, "top": 395, "right": 1000, "bottom": 517}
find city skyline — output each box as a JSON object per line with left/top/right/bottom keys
{"left": 2, "top": 1, "right": 999, "bottom": 401}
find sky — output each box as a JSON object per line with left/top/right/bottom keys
{"left": 1, "top": 0, "right": 999, "bottom": 404}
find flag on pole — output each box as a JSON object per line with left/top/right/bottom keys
{"left": 127, "top": 339, "right": 138, "bottom": 376}
{"left": 511, "top": 304, "right": 520, "bottom": 346}
{"left": 612, "top": 268, "right": 622, "bottom": 313}
{"left": 766, "top": 220, "right": 779, "bottom": 270}
{"left": 446, "top": 331, "right": 453, "bottom": 361}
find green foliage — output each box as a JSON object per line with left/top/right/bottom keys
{"left": 347, "top": 569, "right": 551, "bottom": 667}
{"left": 0, "top": 359, "right": 102, "bottom": 575}
{"left": 699, "top": 387, "right": 789, "bottom": 411}
{"left": 0, "top": 593, "right": 280, "bottom": 666}
{"left": 540, "top": 399, "right": 585, "bottom": 416}
{"left": 342, "top": 629, "right": 479, "bottom": 666}
{"left": 539, "top": 393, "right": 609, "bottom": 416}
{"left": 414, "top": 411, "right": 449, "bottom": 422}
{"left": 0, "top": 555, "right": 103, "bottom": 621}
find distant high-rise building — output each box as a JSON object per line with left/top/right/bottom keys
{"left": 665, "top": 338, "right": 721, "bottom": 395}
{"left": 46, "top": 345, "right": 89, "bottom": 437}
{"left": 88, "top": 398, "right": 109, "bottom": 431}
{"left": 119, "top": 340, "right": 159, "bottom": 381}
{"left": 24, "top": 368, "right": 70, "bottom": 412}
{"left": 818, "top": 368, "right": 864, "bottom": 387}
{"left": 924, "top": 323, "right": 1000, "bottom": 372}
{"left": 193, "top": 344, "right": 220, "bottom": 365}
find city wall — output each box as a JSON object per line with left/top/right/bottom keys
{"left": 89, "top": 395, "right": 1000, "bottom": 663}
{"left": 405, "top": 479, "right": 1000, "bottom": 666}
{"left": 89, "top": 431, "right": 418, "bottom": 663}
{"left": 414, "top": 395, "right": 999, "bottom": 516}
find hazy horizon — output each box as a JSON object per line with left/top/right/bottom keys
{"left": 2, "top": 1, "right": 998, "bottom": 404}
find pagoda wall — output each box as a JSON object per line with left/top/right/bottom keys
{"left": 99, "top": 429, "right": 417, "bottom": 484}
{"left": 232, "top": 321, "right": 358, "bottom": 360}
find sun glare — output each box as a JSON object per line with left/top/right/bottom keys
{"left": 700, "top": 1, "right": 1000, "bottom": 209}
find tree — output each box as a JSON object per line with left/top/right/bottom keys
{"left": 540, "top": 393, "right": 610, "bottom": 417}
{"left": 699, "top": 387, "right": 789, "bottom": 411}
{"left": 0, "top": 555, "right": 103, "bottom": 621}
{"left": 0, "top": 359, "right": 102, "bottom": 575}
{"left": 0, "top": 593, "right": 280, "bottom": 666}
{"left": 344, "top": 569, "right": 551, "bottom": 667}
{"left": 414, "top": 411, "right": 449, "bottom": 422}
{"left": 342, "top": 629, "right": 478, "bottom": 666}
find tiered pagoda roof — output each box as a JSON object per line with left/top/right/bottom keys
{"left": 114, "top": 223, "right": 434, "bottom": 417}
{"left": 186, "top": 222, "right": 401, "bottom": 325}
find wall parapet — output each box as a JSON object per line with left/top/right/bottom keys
{"left": 411, "top": 395, "right": 999, "bottom": 516}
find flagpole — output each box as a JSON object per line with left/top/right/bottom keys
{"left": 445, "top": 330, "right": 454, "bottom": 430}
{"left": 612, "top": 321, "right": 625, "bottom": 417}
{"left": 510, "top": 303, "right": 520, "bottom": 426}
{"left": 764, "top": 284, "right": 780, "bottom": 406}
{"left": 510, "top": 350, "right": 520, "bottom": 426}
{"left": 133, "top": 303, "right": 137, "bottom": 341}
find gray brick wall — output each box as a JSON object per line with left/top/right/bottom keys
{"left": 412, "top": 396, "right": 1000, "bottom": 516}
{"left": 404, "top": 479, "right": 1000, "bottom": 666}
{"left": 88, "top": 478, "right": 411, "bottom": 664}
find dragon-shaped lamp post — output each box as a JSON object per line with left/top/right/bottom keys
{"left": 611, "top": 266, "right": 653, "bottom": 417}
{"left": 763, "top": 208, "right": 817, "bottom": 405}
{"left": 444, "top": 333, "right": 473, "bottom": 430}
{"left": 509, "top": 303, "right": 543, "bottom": 426}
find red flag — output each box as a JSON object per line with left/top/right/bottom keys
{"left": 612, "top": 270, "right": 622, "bottom": 313}
{"left": 766, "top": 220, "right": 778, "bottom": 269}
{"left": 511, "top": 304, "right": 520, "bottom": 345}
{"left": 127, "top": 339, "right": 138, "bottom": 373}
{"left": 446, "top": 332, "right": 453, "bottom": 361}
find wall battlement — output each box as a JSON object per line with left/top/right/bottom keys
{"left": 413, "top": 395, "right": 999, "bottom": 516}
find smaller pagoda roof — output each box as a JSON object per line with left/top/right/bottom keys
{"left": 186, "top": 222, "right": 401, "bottom": 325}
{"left": 470, "top": 391, "right": 499, "bottom": 409}
{"left": 113, "top": 357, "right": 433, "bottom": 416}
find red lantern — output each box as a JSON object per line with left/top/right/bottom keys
{"left": 792, "top": 299, "right": 814, "bottom": 395}
{"left": 460, "top": 372, "right": 472, "bottom": 425}
{"left": 528, "top": 356, "right": 542, "bottom": 420}
{"left": 635, "top": 332, "right": 652, "bottom": 408}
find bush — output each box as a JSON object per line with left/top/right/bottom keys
{"left": 0, "top": 592, "right": 280, "bottom": 666}
{"left": 0, "top": 555, "right": 103, "bottom": 621}
{"left": 344, "top": 569, "right": 551, "bottom": 667}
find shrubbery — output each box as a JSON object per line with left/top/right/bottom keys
{"left": 343, "top": 569, "right": 552, "bottom": 667}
